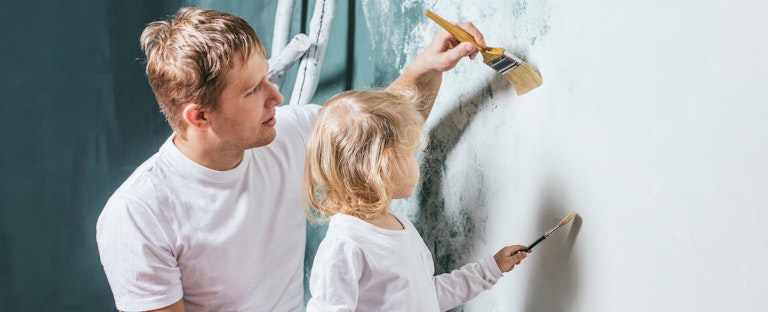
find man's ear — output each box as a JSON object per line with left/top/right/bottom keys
{"left": 182, "top": 103, "right": 208, "bottom": 129}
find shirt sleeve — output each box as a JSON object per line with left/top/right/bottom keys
{"left": 433, "top": 255, "right": 504, "bottom": 311}
{"left": 96, "top": 193, "right": 183, "bottom": 311}
{"left": 272, "top": 104, "right": 321, "bottom": 158}
{"left": 277, "top": 103, "right": 321, "bottom": 136}
{"left": 306, "top": 237, "right": 364, "bottom": 312}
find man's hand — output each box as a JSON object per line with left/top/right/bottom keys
{"left": 418, "top": 22, "right": 487, "bottom": 72}
{"left": 389, "top": 22, "right": 488, "bottom": 118}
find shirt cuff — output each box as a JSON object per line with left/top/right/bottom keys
{"left": 479, "top": 255, "right": 504, "bottom": 283}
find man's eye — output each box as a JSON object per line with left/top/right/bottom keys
{"left": 248, "top": 85, "right": 261, "bottom": 95}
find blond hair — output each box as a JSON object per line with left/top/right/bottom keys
{"left": 304, "top": 89, "right": 426, "bottom": 223}
{"left": 139, "top": 7, "right": 264, "bottom": 139}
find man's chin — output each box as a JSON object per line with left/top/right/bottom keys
{"left": 249, "top": 131, "right": 277, "bottom": 149}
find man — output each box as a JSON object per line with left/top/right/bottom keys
{"left": 96, "top": 6, "right": 485, "bottom": 312}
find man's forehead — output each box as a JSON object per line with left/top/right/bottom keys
{"left": 224, "top": 51, "right": 267, "bottom": 87}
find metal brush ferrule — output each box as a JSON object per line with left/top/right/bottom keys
{"left": 543, "top": 225, "right": 559, "bottom": 238}
{"left": 487, "top": 55, "right": 521, "bottom": 74}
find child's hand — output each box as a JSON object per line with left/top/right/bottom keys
{"left": 493, "top": 245, "right": 529, "bottom": 272}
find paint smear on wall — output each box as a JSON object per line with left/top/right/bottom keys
{"left": 362, "top": 1, "right": 552, "bottom": 310}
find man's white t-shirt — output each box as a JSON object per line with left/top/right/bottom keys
{"left": 306, "top": 213, "right": 504, "bottom": 312}
{"left": 96, "top": 104, "right": 320, "bottom": 312}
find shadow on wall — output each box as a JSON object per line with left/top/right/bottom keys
{"left": 416, "top": 75, "right": 512, "bottom": 277}
{"left": 416, "top": 70, "right": 584, "bottom": 310}
{"left": 524, "top": 177, "right": 582, "bottom": 312}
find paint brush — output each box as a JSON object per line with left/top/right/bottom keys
{"left": 425, "top": 10, "right": 543, "bottom": 95}
{"left": 525, "top": 211, "right": 577, "bottom": 252}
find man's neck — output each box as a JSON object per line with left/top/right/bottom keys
{"left": 173, "top": 134, "right": 244, "bottom": 171}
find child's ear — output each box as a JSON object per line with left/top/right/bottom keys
{"left": 379, "top": 147, "right": 402, "bottom": 180}
{"left": 182, "top": 103, "right": 209, "bottom": 129}
{"left": 378, "top": 148, "right": 392, "bottom": 176}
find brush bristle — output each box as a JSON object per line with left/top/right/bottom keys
{"left": 558, "top": 211, "right": 577, "bottom": 227}
{"left": 481, "top": 49, "right": 543, "bottom": 95}
{"left": 503, "top": 62, "right": 543, "bottom": 95}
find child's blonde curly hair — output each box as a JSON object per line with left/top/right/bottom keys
{"left": 304, "top": 89, "right": 426, "bottom": 223}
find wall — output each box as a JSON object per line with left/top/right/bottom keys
{"left": 364, "top": 0, "right": 768, "bottom": 311}
{"left": 0, "top": 0, "right": 181, "bottom": 309}
{"left": 2, "top": 0, "right": 767, "bottom": 310}
{"left": 0, "top": 0, "right": 367, "bottom": 309}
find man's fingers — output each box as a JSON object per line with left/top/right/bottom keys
{"left": 456, "top": 22, "right": 486, "bottom": 48}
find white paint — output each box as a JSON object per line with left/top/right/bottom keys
{"left": 290, "top": 0, "right": 337, "bottom": 105}
{"left": 368, "top": 0, "right": 768, "bottom": 311}
{"left": 268, "top": 33, "right": 311, "bottom": 83}
{"left": 269, "top": 0, "right": 296, "bottom": 88}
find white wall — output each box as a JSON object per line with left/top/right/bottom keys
{"left": 364, "top": 0, "right": 768, "bottom": 310}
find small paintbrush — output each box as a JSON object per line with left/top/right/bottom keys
{"left": 525, "top": 211, "right": 577, "bottom": 252}
{"left": 425, "top": 10, "right": 543, "bottom": 95}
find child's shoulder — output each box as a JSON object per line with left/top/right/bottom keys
{"left": 316, "top": 216, "right": 369, "bottom": 255}
{"left": 327, "top": 214, "right": 392, "bottom": 240}
{"left": 326, "top": 214, "right": 372, "bottom": 238}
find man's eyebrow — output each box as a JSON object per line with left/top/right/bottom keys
{"left": 242, "top": 80, "right": 260, "bottom": 93}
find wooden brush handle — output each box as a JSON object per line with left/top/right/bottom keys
{"left": 425, "top": 10, "right": 480, "bottom": 47}
{"left": 426, "top": 9, "right": 502, "bottom": 63}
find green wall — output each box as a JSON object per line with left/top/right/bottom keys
{"left": 0, "top": 0, "right": 373, "bottom": 309}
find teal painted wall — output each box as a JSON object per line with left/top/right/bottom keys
{"left": 0, "top": 1, "right": 181, "bottom": 309}
{"left": 0, "top": 0, "right": 372, "bottom": 309}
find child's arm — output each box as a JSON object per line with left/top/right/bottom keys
{"left": 433, "top": 245, "right": 528, "bottom": 311}
{"left": 306, "top": 239, "right": 364, "bottom": 312}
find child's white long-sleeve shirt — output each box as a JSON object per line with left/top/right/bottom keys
{"left": 307, "top": 213, "right": 503, "bottom": 312}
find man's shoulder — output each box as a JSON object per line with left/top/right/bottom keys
{"left": 264, "top": 104, "right": 322, "bottom": 153}
{"left": 276, "top": 103, "right": 321, "bottom": 126}
{"left": 106, "top": 152, "right": 174, "bottom": 209}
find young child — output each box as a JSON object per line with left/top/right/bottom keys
{"left": 304, "top": 89, "right": 529, "bottom": 311}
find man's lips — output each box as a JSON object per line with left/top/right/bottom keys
{"left": 263, "top": 115, "right": 276, "bottom": 126}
